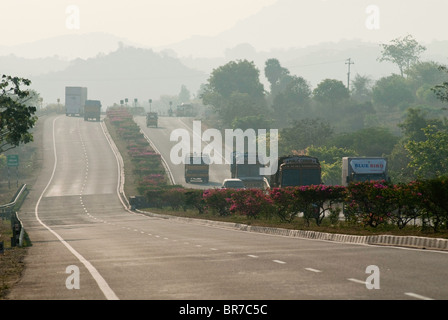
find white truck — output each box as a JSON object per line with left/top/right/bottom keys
{"left": 342, "top": 157, "right": 389, "bottom": 186}
{"left": 65, "top": 87, "right": 87, "bottom": 117}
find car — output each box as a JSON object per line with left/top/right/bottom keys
{"left": 221, "top": 178, "right": 246, "bottom": 189}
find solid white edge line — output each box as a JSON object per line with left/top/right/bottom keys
{"left": 34, "top": 116, "right": 119, "bottom": 300}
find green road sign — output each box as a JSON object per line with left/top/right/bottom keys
{"left": 7, "top": 155, "right": 19, "bottom": 167}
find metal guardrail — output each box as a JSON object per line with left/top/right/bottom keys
{"left": 0, "top": 184, "right": 28, "bottom": 248}
{"left": 0, "top": 183, "right": 27, "bottom": 212}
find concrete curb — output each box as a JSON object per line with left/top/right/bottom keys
{"left": 136, "top": 209, "right": 448, "bottom": 252}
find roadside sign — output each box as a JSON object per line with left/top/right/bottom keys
{"left": 7, "top": 155, "right": 19, "bottom": 167}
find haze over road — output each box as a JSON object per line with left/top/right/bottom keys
{"left": 9, "top": 114, "right": 448, "bottom": 300}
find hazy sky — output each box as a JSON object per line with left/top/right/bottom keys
{"left": 1, "top": 0, "right": 277, "bottom": 47}
{"left": 2, "top": 0, "right": 448, "bottom": 56}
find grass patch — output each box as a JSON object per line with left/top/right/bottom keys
{"left": 0, "top": 245, "right": 27, "bottom": 300}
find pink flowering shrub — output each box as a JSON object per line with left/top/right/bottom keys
{"left": 228, "top": 189, "right": 274, "bottom": 219}
{"left": 269, "top": 187, "right": 301, "bottom": 222}
{"left": 292, "top": 185, "right": 346, "bottom": 226}
{"left": 202, "top": 189, "right": 234, "bottom": 216}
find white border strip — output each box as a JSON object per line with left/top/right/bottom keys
{"left": 34, "top": 116, "right": 119, "bottom": 300}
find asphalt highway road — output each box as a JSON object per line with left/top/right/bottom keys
{"left": 8, "top": 114, "right": 448, "bottom": 301}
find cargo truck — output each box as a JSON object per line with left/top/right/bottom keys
{"left": 65, "top": 87, "right": 87, "bottom": 117}
{"left": 269, "top": 155, "right": 322, "bottom": 188}
{"left": 342, "top": 157, "right": 388, "bottom": 186}
{"left": 185, "top": 153, "right": 210, "bottom": 183}
{"left": 146, "top": 112, "right": 158, "bottom": 127}
{"left": 84, "top": 100, "right": 101, "bottom": 121}
{"left": 230, "top": 152, "right": 268, "bottom": 189}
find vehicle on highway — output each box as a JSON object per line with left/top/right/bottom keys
{"left": 221, "top": 178, "right": 246, "bottom": 189}
{"left": 84, "top": 100, "right": 101, "bottom": 122}
{"left": 230, "top": 152, "right": 266, "bottom": 189}
{"left": 269, "top": 155, "right": 322, "bottom": 188}
{"left": 342, "top": 157, "right": 389, "bottom": 186}
{"left": 176, "top": 103, "right": 196, "bottom": 117}
{"left": 65, "top": 86, "right": 87, "bottom": 117}
{"left": 146, "top": 112, "right": 158, "bottom": 127}
{"left": 185, "top": 153, "right": 210, "bottom": 183}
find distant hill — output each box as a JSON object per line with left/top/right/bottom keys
{"left": 160, "top": 0, "right": 448, "bottom": 58}
{"left": 0, "top": 55, "right": 70, "bottom": 78}
{"left": 0, "top": 32, "right": 135, "bottom": 60}
{"left": 30, "top": 46, "right": 207, "bottom": 107}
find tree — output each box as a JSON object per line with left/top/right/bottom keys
{"left": 406, "top": 61, "right": 448, "bottom": 88}
{"left": 312, "top": 79, "right": 349, "bottom": 107}
{"left": 264, "top": 58, "right": 290, "bottom": 96}
{"left": 306, "top": 145, "right": 358, "bottom": 185}
{"left": 330, "top": 127, "right": 399, "bottom": 157}
{"left": 272, "top": 75, "right": 312, "bottom": 123}
{"left": 351, "top": 74, "right": 373, "bottom": 103}
{"left": 431, "top": 65, "right": 448, "bottom": 104}
{"left": 372, "top": 74, "right": 414, "bottom": 108}
{"left": 405, "top": 125, "right": 448, "bottom": 179}
{"left": 279, "top": 118, "right": 334, "bottom": 155}
{"left": 389, "top": 108, "right": 446, "bottom": 182}
{"left": 398, "top": 107, "right": 444, "bottom": 142}
{"left": 178, "top": 85, "right": 191, "bottom": 103}
{"left": 378, "top": 35, "right": 426, "bottom": 77}
{"left": 201, "top": 60, "right": 266, "bottom": 126}
{"left": 0, "top": 75, "right": 38, "bottom": 153}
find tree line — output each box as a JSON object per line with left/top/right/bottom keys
{"left": 199, "top": 35, "right": 448, "bottom": 185}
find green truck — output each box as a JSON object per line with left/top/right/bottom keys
{"left": 146, "top": 112, "right": 158, "bottom": 127}
{"left": 269, "top": 155, "right": 322, "bottom": 188}
{"left": 84, "top": 100, "right": 101, "bottom": 121}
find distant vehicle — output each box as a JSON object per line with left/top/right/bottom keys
{"left": 221, "top": 178, "right": 246, "bottom": 189}
{"left": 184, "top": 153, "right": 210, "bottom": 183}
{"left": 342, "top": 157, "right": 389, "bottom": 186}
{"left": 230, "top": 152, "right": 267, "bottom": 189}
{"left": 65, "top": 86, "right": 87, "bottom": 117}
{"left": 269, "top": 155, "right": 322, "bottom": 188}
{"left": 146, "top": 112, "right": 158, "bottom": 127}
{"left": 176, "top": 103, "right": 196, "bottom": 117}
{"left": 84, "top": 100, "right": 101, "bottom": 121}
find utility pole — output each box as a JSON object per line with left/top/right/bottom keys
{"left": 346, "top": 58, "right": 354, "bottom": 91}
